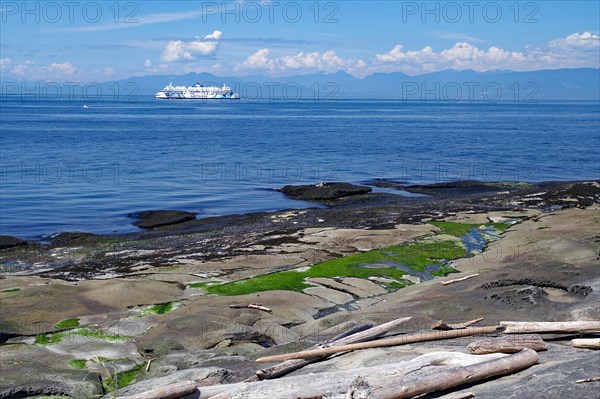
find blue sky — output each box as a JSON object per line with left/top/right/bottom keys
{"left": 1, "top": 1, "right": 599, "bottom": 82}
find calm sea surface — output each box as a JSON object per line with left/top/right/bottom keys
{"left": 1, "top": 98, "right": 599, "bottom": 240}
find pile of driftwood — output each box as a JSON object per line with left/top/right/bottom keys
{"left": 117, "top": 318, "right": 600, "bottom": 399}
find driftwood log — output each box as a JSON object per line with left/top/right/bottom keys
{"left": 572, "top": 338, "right": 600, "bottom": 349}
{"left": 116, "top": 381, "right": 197, "bottom": 399}
{"left": 202, "top": 352, "right": 510, "bottom": 398}
{"left": 200, "top": 350, "right": 538, "bottom": 399}
{"left": 440, "top": 273, "right": 479, "bottom": 285}
{"left": 229, "top": 303, "right": 272, "bottom": 313}
{"left": 374, "top": 349, "right": 538, "bottom": 399}
{"left": 256, "top": 326, "right": 503, "bottom": 362}
{"left": 437, "top": 392, "right": 475, "bottom": 399}
{"left": 432, "top": 317, "right": 484, "bottom": 330}
{"left": 468, "top": 334, "right": 547, "bottom": 354}
{"left": 576, "top": 377, "right": 600, "bottom": 383}
{"left": 326, "top": 323, "right": 375, "bottom": 342}
{"left": 245, "top": 317, "right": 412, "bottom": 382}
{"left": 500, "top": 321, "right": 600, "bottom": 334}
{"left": 145, "top": 358, "right": 155, "bottom": 372}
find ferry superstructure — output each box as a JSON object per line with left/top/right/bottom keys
{"left": 155, "top": 82, "right": 240, "bottom": 99}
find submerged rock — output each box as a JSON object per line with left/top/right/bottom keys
{"left": 133, "top": 210, "right": 196, "bottom": 229}
{"left": 279, "top": 182, "right": 372, "bottom": 201}
{"left": 0, "top": 235, "right": 27, "bottom": 250}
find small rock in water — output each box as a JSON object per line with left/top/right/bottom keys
{"left": 279, "top": 182, "right": 372, "bottom": 201}
{"left": 133, "top": 210, "right": 197, "bottom": 229}
{"left": 0, "top": 235, "right": 27, "bottom": 250}
{"left": 48, "top": 232, "right": 98, "bottom": 247}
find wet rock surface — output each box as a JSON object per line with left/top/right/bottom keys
{"left": 48, "top": 232, "right": 100, "bottom": 247}
{"left": 0, "top": 180, "right": 598, "bottom": 398}
{"left": 370, "top": 180, "right": 534, "bottom": 197}
{"left": 0, "top": 235, "right": 27, "bottom": 250}
{"left": 132, "top": 210, "right": 197, "bottom": 229}
{"left": 0, "top": 180, "right": 596, "bottom": 279}
{"left": 279, "top": 182, "right": 372, "bottom": 200}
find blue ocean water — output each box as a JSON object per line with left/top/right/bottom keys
{"left": 1, "top": 98, "right": 599, "bottom": 240}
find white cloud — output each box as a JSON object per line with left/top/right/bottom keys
{"left": 144, "top": 63, "right": 173, "bottom": 74}
{"left": 103, "top": 67, "right": 116, "bottom": 76}
{"left": 374, "top": 41, "right": 526, "bottom": 72}
{"left": 373, "top": 32, "right": 599, "bottom": 74}
{"left": 239, "top": 48, "right": 366, "bottom": 76}
{"left": 0, "top": 58, "right": 11, "bottom": 69}
{"left": 144, "top": 59, "right": 152, "bottom": 68}
{"left": 548, "top": 32, "right": 600, "bottom": 49}
{"left": 161, "top": 31, "right": 222, "bottom": 62}
{"left": 228, "top": 32, "right": 599, "bottom": 77}
{"left": 436, "top": 32, "right": 485, "bottom": 43}
{"left": 204, "top": 30, "right": 222, "bottom": 40}
{"left": 49, "top": 62, "right": 79, "bottom": 75}
{"left": 375, "top": 44, "right": 435, "bottom": 63}
{"left": 7, "top": 60, "right": 83, "bottom": 80}
{"left": 242, "top": 48, "right": 274, "bottom": 70}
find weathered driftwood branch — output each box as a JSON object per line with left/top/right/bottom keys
{"left": 440, "top": 273, "right": 479, "bottom": 285}
{"left": 572, "top": 338, "right": 600, "bottom": 349}
{"left": 323, "top": 376, "right": 374, "bottom": 399}
{"left": 433, "top": 317, "right": 484, "bottom": 330}
{"left": 205, "top": 352, "right": 509, "bottom": 398}
{"left": 468, "top": 334, "right": 547, "bottom": 354}
{"left": 375, "top": 349, "right": 538, "bottom": 399}
{"left": 123, "top": 353, "right": 490, "bottom": 399}
{"left": 325, "top": 322, "right": 374, "bottom": 343}
{"left": 117, "top": 381, "right": 197, "bottom": 399}
{"left": 245, "top": 323, "right": 373, "bottom": 383}
{"left": 576, "top": 377, "right": 600, "bottom": 383}
{"left": 500, "top": 321, "right": 600, "bottom": 334}
{"left": 145, "top": 358, "right": 155, "bottom": 372}
{"left": 437, "top": 392, "right": 475, "bottom": 399}
{"left": 203, "top": 349, "right": 538, "bottom": 399}
{"left": 229, "top": 303, "right": 272, "bottom": 313}
{"left": 331, "top": 316, "right": 413, "bottom": 346}
{"left": 256, "top": 325, "right": 503, "bottom": 362}
{"left": 245, "top": 317, "right": 412, "bottom": 382}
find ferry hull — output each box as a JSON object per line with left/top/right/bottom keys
{"left": 155, "top": 82, "right": 240, "bottom": 100}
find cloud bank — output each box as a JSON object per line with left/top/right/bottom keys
{"left": 237, "top": 32, "right": 599, "bottom": 77}
{"left": 2, "top": 32, "right": 598, "bottom": 81}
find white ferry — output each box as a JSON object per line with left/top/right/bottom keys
{"left": 155, "top": 82, "right": 240, "bottom": 100}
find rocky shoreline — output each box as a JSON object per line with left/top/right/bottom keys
{"left": 0, "top": 180, "right": 599, "bottom": 398}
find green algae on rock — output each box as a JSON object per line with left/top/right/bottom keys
{"left": 141, "top": 301, "right": 180, "bottom": 315}
{"left": 0, "top": 288, "right": 21, "bottom": 293}
{"left": 35, "top": 328, "right": 128, "bottom": 346}
{"left": 53, "top": 318, "right": 80, "bottom": 330}
{"left": 66, "top": 359, "right": 87, "bottom": 369}
{"left": 196, "top": 221, "right": 510, "bottom": 296}
{"left": 429, "top": 221, "right": 482, "bottom": 237}
{"left": 102, "top": 364, "right": 143, "bottom": 393}
{"left": 201, "top": 236, "right": 466, "bottom": 296}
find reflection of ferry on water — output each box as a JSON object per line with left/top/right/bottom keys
{"left": 155, "top": 82, "right": 240, "bottom": 99}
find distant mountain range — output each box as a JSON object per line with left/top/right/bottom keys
{"left": 2, "top": 68, "right": 599, "bottom": 100}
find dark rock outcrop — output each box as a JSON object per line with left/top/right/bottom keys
{"left": 279, "top": 182, "right": 372, "bottom": 201}
{"left": 48, "top": 232, "right": 99, "bottom": 247}
{"left": 133, "top": 210, "right": 197, "bottom": 229}
{"left": 0, "top": 235, "right": 27, "bottom": 250}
